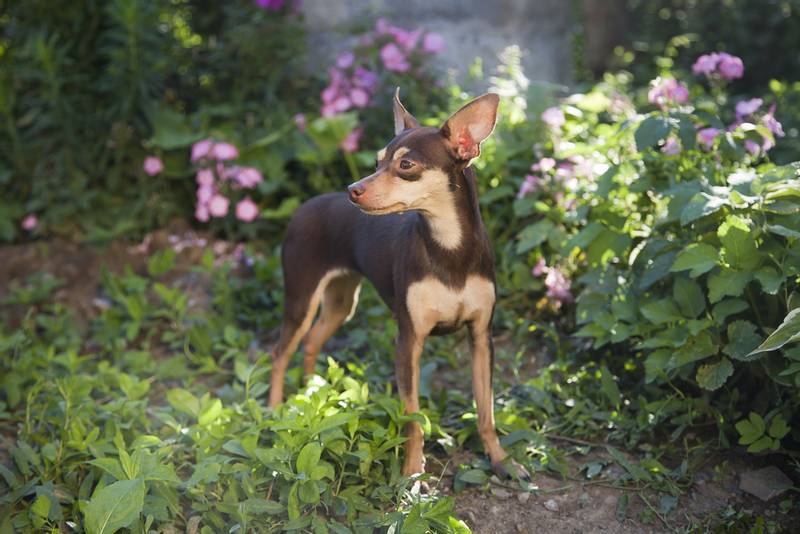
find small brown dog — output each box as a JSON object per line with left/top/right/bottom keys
{"left": 269, "top": 90, "right": 528, "bottom": 479}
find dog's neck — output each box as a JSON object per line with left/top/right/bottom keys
{"left": 417, "top": 166, "right": 482, "bottom": 252}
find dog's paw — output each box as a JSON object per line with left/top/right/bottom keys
{"left": 491, "top": 457, "right": 531, "bottom": 481}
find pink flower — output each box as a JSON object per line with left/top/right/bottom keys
{"left": 422, "top": 32, "right": 444, "bottom": 54}
{"left": 380, "top": 43, "right": 410, "bottom": 72}
{"left": 735, "top": 98, "right": 762, "bottom": 119}
{"left": 545, "top": 267, "right": 573, "bottom": 303}
{"left": 211, "top": 142, "right": 239, "bottom": 161}
{"left": 353, "top": 67, "right": 378, "bottom": 90}
{"left": 648, "top": 77, "right": 689, "bottom": 108}
{"left": 692, "top": 53, "right": 720, "bottom": 76}
{"left": 196, "top": 169, "right": 215, "bottom": 187}
{"left": 661, "top": 137, "right": 680, "bottom": 155}
{"left": 697, "top": 127, "right": 720, "bottom": 149}
{"left": 143, "top": 156, "right": 164, "bottom": 176}
{"left": 208, "top": 194, "right": 230, "bottom": 217}
{"left": 340, "top": 127, "right": 362, "bottom": 153}
{"left": 744, "top": 139, "right": 761, "bottom": 156}
{"left": 191, "top": 139, "right": 214, "bottom": 162}
{"left": 537, "top": 157, "right": 556, "bottom": 172}
{"left": 235, "top": 197, "right": 260, "bottom": 222}
{"left": 333, "top": 95, "right": 352, "bottom": 112}
{"left": 517, "top": 174, "right": 541, "bottom": 199}
{"left": 541, "top": 107, "right": 565, "bottom": 128}
{"left": 350, "top": 88, "right": 369, "bottom": 108}
{"left": 336, "top": 52, "right": 355, "bottom": 69}
{"left": 21, "top": 214, "right": 37, "bottom": 231}
{"left": 392, "top": 28, "right": 422, "bottom": 51}
{"left": 294, "top": 113, "right": 307, "bottom": 132}
{"left": 763, "top": 105, "right": 785, "bottom": 137}
{"left": 234, "top": 167, "right": 263, "bottom": 188}
{"left": 718, "top": 53, "right": 744, "bottom": 80}
{"left": 197, "top": 184, "right": 214, "bottom": 204}
{"left": 375, "top": 18, "right": 389, "bottom": 34}
{"left": 195, "top": 204, "right": 210, "bottom": 222}
{"left": 322, "top": 85, "right": 338, "bottom": 105}
{"left": 532, "top": 258, "right": 547, "bottom": 277}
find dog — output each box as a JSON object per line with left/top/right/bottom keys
{"left": 269, "top": 89, "right": 528, "bottom": 479}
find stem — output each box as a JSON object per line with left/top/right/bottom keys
{"left": 342, "top": 149, "right": 361, "bottom": 183}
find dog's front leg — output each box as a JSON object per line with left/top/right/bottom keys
{"left": 470, "top": 320, "right": 530, "bottom": 480}
{"left": 395, "top": 327, "right": 426, "bottom": 476}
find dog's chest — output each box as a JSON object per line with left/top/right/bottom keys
{"left": 405, "top": 275, "right": 495, "bottom": 333}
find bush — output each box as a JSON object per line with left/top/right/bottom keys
{"left": 477, "top": 49, "right": 799, "bottom": 453}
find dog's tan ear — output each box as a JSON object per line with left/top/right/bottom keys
{"left": 393, "top": 88, "right": 420, "bottom": 135}
{"left": 441, "top": 93, "right": 499, "bottom": 162}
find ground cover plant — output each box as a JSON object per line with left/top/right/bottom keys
{"left": 2, "top": 1, "right": 800, "bottom": 533}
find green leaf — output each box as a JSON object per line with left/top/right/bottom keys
{"left": 723, "top": 320, "right": 762, "bottom": 360}
{"left": 673, "top": 278, "right": 705, "bottom": 318}
{"left": 680, "top": 193, "right": 727, "bottom": 226}
{"left": 670, "top": 243, "right": 719, "bottom": 277}
{"left": 296, "top": 442, "right": 322, "bottom": 476}
{"left": 712, "top": 298, "right": 749, "bottom": 324}
{"left": 644, "top": 349, "right": 671, "bottom": 383}
{"left": 635, "top": 115, "right": 672, "bottom": 151}
{"left": 84, "top": 479, "right": 145, "bottom": 534}
{"left": 166, "top": 389, "right": 200, "bottom": 418}
{"left": 718, "top": 215, "right": 759, "bottom": 270}
{"left": 455, "top": 469, "right": 488, "bottom": 486}
{"left": 754, "top": 266, "right": 784, "bottom": 295}
{"left": 673, "top": 332, "right": 718, "bottom": 367}
{"left": 767, "top": 224, "right": 800, "bottom": 239}
{"left": 640, "top": 298, "right": 682, "bottom": 324}
{"left": 707, "top": 269, "right": 752, "bottom": 303}
{"left": 89, "top": 458, "right": 127, "bottom": 481}
{"left": 768, "top": 416, "right": 790, "bottom": 440}
{"left": 147, "top": 107, "right": 203, "bottom": 150}
{"left": 516, "top": 219, "right": 555, "bottom": 254}
{"left": 736, "top": 412, "right": 766, "bottom": 445}
{"left": 747, "top": 435, "right": 775, "bottom": 453}
{"left": 298, "top": 480, "right": 320, "bottom": 504}
{"left": 748, "top": 308, "right": 800, "bottom": 356}
{"left": 198, "top": 399, "right": 222, "bottom": 426}
{"left": 696, "top": 358, "right": 733, "bottom": 390}
{"left": 600, "top": 365, "right": 621, "bottom": 407}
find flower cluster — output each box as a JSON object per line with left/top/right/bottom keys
{"left": 319, "top": 19, "right": 443, "bottom": 121}
{"left": 692, "top": 52, "right": 744, "bottom": 80}
{"left": 532, "top": 258, "right": 573, "bottom": 305}
{"left": 254, "top": 0, "right": 302, "bottom": 13}
{"left": 647, "top": 77, "right": 689, "bottom": 109}
{"left": 191, "top": 139, "right": 261, "bottom": 223}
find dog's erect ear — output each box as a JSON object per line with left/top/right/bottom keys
{"left": 440, "top": 93, "right": 499, "bottom": 163}
{"left": 393, "top": 88, "right": 420, "bottom": 135}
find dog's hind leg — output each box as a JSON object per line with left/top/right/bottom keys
{"left": 269, "top": 268, "right": 348, "bottom": 407}
{"left": 303, "top": 272, "right": 362, "bottom": 377}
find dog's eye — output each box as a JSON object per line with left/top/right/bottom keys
{"left": 399, "top": 159, "right": 414, "bottom": 170}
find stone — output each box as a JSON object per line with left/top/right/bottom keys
{"left": 517, "top": 492, "right": 531, "bottom": 504}
{"left": 543, "top": 499, "right": 559, "bottom": 512}
{"left": 491, "top": 487, "right": 512, "bottom": 499}
{"left": 739, "top": 466, "right": 794, "bottom": 502}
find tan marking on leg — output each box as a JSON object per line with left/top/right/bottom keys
{"left": 398, "top": 336, "right": 426, "bottom": 477}
{"left": 269, "top": 269, "right": 349, "bottom": 407}
{"left": 302, "top": 273, "right": 362, "bottom": 377}
{"left": 471, "top": 324, "right": 507, "bottom": 464}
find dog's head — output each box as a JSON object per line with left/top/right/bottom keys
{"left": 347, "top": 89, "right": 499, "bottom": 215}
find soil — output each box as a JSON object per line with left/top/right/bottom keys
{"left": 1, "top": 230, "right": 798, "bottom": 533}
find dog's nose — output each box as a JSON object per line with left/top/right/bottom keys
{"left": 348, "top": 183, "right": 365, "bottom": 202}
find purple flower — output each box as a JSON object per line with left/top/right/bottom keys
{"left": 211, "top": 142, "right": 239, "bottom": 161}
{"left": 235, "top": 197, "right": 260, "bottom": 222}
{"left": 763, "top": 104, "right": 785, "bottom": 137}
{"left": 744, "top": 139, "right": 761, "bottom": 156}
{"left": 648, "top": 77, "right": 689, "bottom": 108}
{"left": 536, "top": 157, "right": 556, "bottom": 172}
{"left": 340, "top": 127, "right": 362, "bottom": 153}
{"left": 350, "top": 88, "right": 369, "bottom": 108}
{"left": 255, "top": 0, "right": 284, "bottom": 10}
{"left": 197, "top": 184, "right": 214, "bottom": 204}
{"left": 380, "top": 43, "right": 410, "bottom": 72}
{"left": 545, "top": 267, "right": 573, "bottom": 303}
{"left": 692, "top": 53, "right": 720, "bottom": 76}
{"left": 375, "top": 18, "right": 389, "bottom": 34}
{"left": 532, "top": 258, "right": 547, "bottom": 277}
{"left": 209, "top": 194, "right": 230, "bottom": 217}
{"left": 660, "top": 137, "right": 680, "bottom": 155}
{"left": 336, "top": 52, "right": 355, "bottom": 69}
{"left": 143, "top": 156, "right": 164, "bottom": 176}
{"left": 422, "top": 33, "right": 444, "bottom": 54}
{"left": 735, "top": 98, "right": 762, "bottom": 119}
{"left": 353, "top": 67, "right": 379, "bottom": 91}
{"left": 697, "top": 127, "right": 720, "bottom": 149}
{"left": 191, "top": 139, "right": 214, "bottom": 162}
{"left": 196, "top": 169, "right": 214, "bottom": 187}
{"left": 234, "top": 167, "right": 263, "bottom": 189}
{"left": 195, "top": 204, "right": 210, "bottom": 222}
{"left": 517, "top": 174, "right": 541, "bottom": 199}
{"left": 294, "top": 113, "right": 307, "bottom": 132}
{"left": 718, "top": 53, "right": 744, "bottom": 80}
{"left": 21, "top": 214, "right": 37, "bottom": 231}
{"left": 392, "top": 28, "right": 422, "bottom": 51}
{"left": 541, "top": 107, "right": 565, "bottom": 128}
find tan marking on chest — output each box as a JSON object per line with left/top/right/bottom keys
{"left": 405, "top": 276, "right": 495, "bottom": 334}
